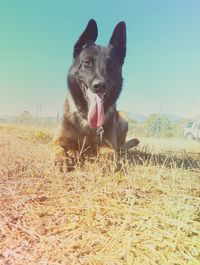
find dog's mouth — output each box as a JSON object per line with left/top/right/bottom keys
{"left": 81, "top": 82, "right": 107, "bottom": 128}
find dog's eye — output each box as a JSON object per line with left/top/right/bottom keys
{"left": 83, "top": 58, "right": 93, "bottom": 68}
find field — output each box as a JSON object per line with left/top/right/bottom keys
{"left": 0, "top": 124, "right": 200, "bottom": 264}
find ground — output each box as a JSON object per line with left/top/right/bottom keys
{"left": 0, "top": 124, "right": 200, "bottom": 265}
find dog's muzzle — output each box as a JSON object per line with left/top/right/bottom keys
{"left": 80, "top": 82, "right": 108, "bottom": 129}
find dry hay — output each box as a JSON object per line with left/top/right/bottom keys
{"left": 0, "top": 124, "right": 200, "bottom": 264}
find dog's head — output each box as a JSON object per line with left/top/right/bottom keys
{"left": 68, "top": 19, "right": 126, "bottom": 129}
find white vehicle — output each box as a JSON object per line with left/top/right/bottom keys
{"left": 184, "top": 121, "right": 200, "bottom": 141}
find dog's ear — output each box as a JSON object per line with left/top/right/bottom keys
{"left": 109, "top": 21, "right": 126, "bottom": 64}
{"left": 73, "top": 19, "right": 98, "bottom": 58}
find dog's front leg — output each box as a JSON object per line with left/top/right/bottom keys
{"left": 51, "top": 142, "right": 76, "bottom": 172}
{"left": 51, "top": 125, "right": 77, "bottom": 171}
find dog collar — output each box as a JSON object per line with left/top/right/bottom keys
{"left": 96, "top": 126, "right": 104, "bottom": 142}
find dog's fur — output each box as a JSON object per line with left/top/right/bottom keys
{"left": 52, "top": 19, "right": 139, "bottom": 170}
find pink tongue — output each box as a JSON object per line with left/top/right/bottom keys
{"left": 87, "top": 90, "right": 105, "bottom": 128}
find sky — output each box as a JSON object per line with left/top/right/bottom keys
{"left": 0, "top": 0, "right": 200, "bottom": 118}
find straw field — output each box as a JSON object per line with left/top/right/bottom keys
{"left": 0, "top": 124, "right": 200, "bottom": 264}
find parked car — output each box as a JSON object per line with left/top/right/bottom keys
{"left": 184, "top": 121, "right": 200, "bottom": 140}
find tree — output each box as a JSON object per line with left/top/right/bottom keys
{"left": 17, "top": 111, "right": 33, "bottom": 124}
{"left": 143, "top": 114, "right": 175, "bottom": 137}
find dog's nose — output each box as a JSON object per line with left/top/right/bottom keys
{"left": 92, "top": 80, "right": 107, "bottom": 93}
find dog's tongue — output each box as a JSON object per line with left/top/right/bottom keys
{"left": 87, "top": 90, "right": 105, "bottom": 128}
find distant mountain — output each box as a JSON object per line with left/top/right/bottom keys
{"left": 161, "top": 114, "right": 183, "bottom": 123}
{"left": 125, "top": 112, "right": 184, "bottom": 123}
{"left": 0, "top": 114, "right": 58, "bottom": 125}
{"left": 0, "top": 115, "right": 17, "bottom": 121}
{"left": 126, "top": 112, "right": 147, "bottom": 122}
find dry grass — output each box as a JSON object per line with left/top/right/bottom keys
{"left": 137, "top": 137, "right": 200, "bottom": 154}
{"left": 0, "top": 124, "right": 200, "bottom": 264}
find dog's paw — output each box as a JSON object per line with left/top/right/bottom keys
{"left": 55, "top": 156, "right": 76, "bottom": 172}
{"left": 51, "top": 145, "right": 75, "bottom": 172}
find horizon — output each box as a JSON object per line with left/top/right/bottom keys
{"left": 0, "top": 110, "right": 198, "bottom": 122}
{"left": 1, "top": 0, "right": 200, "bottom": 119}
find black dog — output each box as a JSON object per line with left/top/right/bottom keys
{"left": 52, "top": 19, "right": 139, "bottom": 170}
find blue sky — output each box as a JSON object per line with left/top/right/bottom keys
{"left": 0, "top": 0, "right": 200, "bottom": 118}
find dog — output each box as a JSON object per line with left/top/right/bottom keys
{"left": 51, "top": 19, "right": 139, "bottom": 170}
